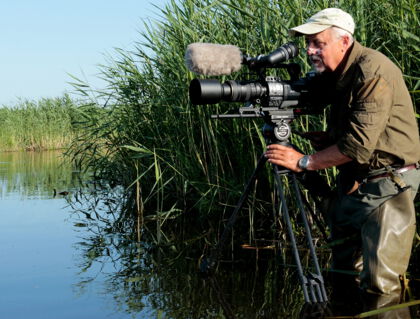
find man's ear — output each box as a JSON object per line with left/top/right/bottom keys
{"left": 342, "top": 35, "right": 351, "bottom": 49}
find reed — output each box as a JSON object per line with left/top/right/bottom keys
{"left": 67, "top": 0, "right": 420, "bottom": 238}
{"left": 0, "top": 94, "right": 85, "bottom": 152}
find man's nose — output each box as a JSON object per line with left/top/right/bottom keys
{"left": 306, "top": 45, "right": 319, "bottom": 55}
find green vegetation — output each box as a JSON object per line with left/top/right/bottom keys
{"left": 67, "top": 0, "right": 419, "bottom": 242}
{"left": 0, "top": 94, "right": 89, "bottom": 152}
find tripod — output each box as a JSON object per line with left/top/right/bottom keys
{"left": 200, "top": 113, "right": 328, "bottom": 304}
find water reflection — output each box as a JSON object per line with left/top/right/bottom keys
{"left": 0, "top": 151, "right": 132, "bottom": 319}
{"left": 69, "top": 187, "right": 315, "bottom": 317}
{"left": 68, "top": 187, "right": 420, "bottom": 318}
{"left": 0, "top": 150, "right": 81, "bottom": 199}
{"left": 2, "top": 151, "right": 418, "bottom": 318}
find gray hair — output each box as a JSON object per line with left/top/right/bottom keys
{"left": 331, "top": 26, "right": 354, "bottom": 45}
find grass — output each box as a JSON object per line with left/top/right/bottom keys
{"left": 67, "top": 0, "right": 420, "bottom": 244}
{"left": 0, "top": 94, "right": 88, "bottom": 152}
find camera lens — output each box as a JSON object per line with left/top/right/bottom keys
{"left": 189, "top": 79, "right": 266, "bottom": 105}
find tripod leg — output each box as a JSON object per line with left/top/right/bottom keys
{"left": 291, "top": 173, "right": 328, "bottom": 302}
{"left": 200, "top": 153, "right": 268, "bottom": 274}
{"left": 272, "top": 165, "right": 311, "bottom": 303}
{"left": 299, "top": 188, "right": 329, "bottom": 243}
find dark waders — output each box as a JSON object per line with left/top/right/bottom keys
{"left": 329, "top": 166, "right": 419, "bottom": 296}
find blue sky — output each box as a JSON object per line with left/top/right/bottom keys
{"left": 0, "top": 0, "right": 171, "bottom": 105}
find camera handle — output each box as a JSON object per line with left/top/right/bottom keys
{"left": 199, "top": 118, "right": 328, "bottom": 304}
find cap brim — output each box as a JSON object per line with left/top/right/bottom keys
{"left": 288, "top": 23, "right": 331, "bottom": 37}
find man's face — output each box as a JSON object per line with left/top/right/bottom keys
{"left": 305, "top": 28, "right": 347, "bottom": 73}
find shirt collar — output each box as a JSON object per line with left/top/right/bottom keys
{"left": 335, "top": 40, "right": 364, "bottom": 90}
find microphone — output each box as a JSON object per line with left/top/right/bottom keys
{"left": 185, "top": 42, "right": 299, "bottom": 76}
{"left": 245, "top": 42, "right": 299, "bottom": 69}
{"left": 185, "top": 43, "right": 243, "bottom": 76}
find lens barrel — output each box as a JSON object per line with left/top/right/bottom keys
{"left": 189, "top": 79, "right": 266, "bottom": 105}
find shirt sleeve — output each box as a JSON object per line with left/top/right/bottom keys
{"left": 336, "top": 76, "right": 393, "bottom": 164}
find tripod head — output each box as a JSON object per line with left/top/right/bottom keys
{"left": 211, "top": 105, "right": 305, "bottom": 145}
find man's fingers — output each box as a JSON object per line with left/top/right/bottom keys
{"left": 266, "top": 144, "right": 289, "bottom": 150}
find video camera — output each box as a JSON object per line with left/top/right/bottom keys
{"left": 186, "top": 42, "right": 316, "bottom": 143}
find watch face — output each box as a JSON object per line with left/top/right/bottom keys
{"left": 299, "top": 156, "right": 309, "bottom": 170}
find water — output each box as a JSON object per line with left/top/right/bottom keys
{"left": 1, "top": 151, "right": 419, "bottom": 319}
{"left": 0, "top": 151, "right": 145, "bottom": 319}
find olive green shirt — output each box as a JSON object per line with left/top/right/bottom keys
{"left": 314, "top": 41, "right": 420, "bottom": 176}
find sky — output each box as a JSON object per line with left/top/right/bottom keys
{"left": 0, "top": 0, "right": 171, "bottom": 106}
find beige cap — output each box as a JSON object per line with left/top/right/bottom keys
{"left": 289, "top": 8, "right": 355, "bottom": 36}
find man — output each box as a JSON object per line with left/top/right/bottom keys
{"left": 265, "top": 8, "right": 420, "bottom": 296}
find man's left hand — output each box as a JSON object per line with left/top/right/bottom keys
{"left": 265, "top": 144, "right": 304, "bottom": 172}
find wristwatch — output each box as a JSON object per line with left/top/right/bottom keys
{"left": 298, "top": 155, "right": 311, "bottom": 171}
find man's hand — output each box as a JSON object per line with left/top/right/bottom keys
{"left": 265, "top": 144, "right": 305, "bottom": 172}
{"left": 265, "top": 143, "right": 352, "bottom": 172}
